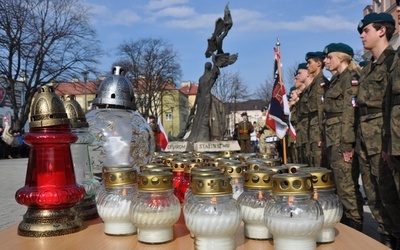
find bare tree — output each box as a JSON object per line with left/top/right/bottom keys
{"left": 253, "top": 78, "right": 273, "bottom": 104}
{"left": 115, "top": 37, "right": 182, "bottom": 118}
{"left": 210, "top": 70, "right": 247, "bottom": 137}
{"left": 0, "top": 0, "right": 101, "bottom": 130}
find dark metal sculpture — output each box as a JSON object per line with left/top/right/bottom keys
{"left": 185, "top": 3, "right": 238, "bottom": 143}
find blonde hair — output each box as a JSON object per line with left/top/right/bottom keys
{"left": 330, "top": 51, "right": 361, "bottom": 75}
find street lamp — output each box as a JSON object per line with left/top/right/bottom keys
{"left": 81, "top": 71, "right": 89, "bottom": 113}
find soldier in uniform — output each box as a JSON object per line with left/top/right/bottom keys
{"left": 322, "top": 43, "right": 364, "bottom": 231}
{"left": 256, "top": 107, "right": 275, "bottom": 155}
{"left": 148, "top": 115, "right": 161, "bottom": 152}
{"left": 383, "top": 2, "right": 400, "bottom": 248}
{"left": 295, "top": 62, "right": 313, "bottom": 164}
{"left": 357, "top": 12, "right": 400, "bottom": 248}
{"left": 288, "top": 87, "right": 299, "bottom": 163}
{"left": 237, "top": 112, "right": 254, "bottom": 153}
{"left": 305, "top": 51, "right": 330, "bottom": 167}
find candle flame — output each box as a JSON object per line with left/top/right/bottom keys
{"left": 211, "top": 196, "right": 217, "bottom": 204}
{"left": 288, "top": 195, "right": 294, "bottom": 206}
{"left": 234, "top": 178, "right": 239, "bottom": 185}
{"left": 49, "top": 162, "right": 54, "bottom": 172}
{"left": 258, "top": 190, "right": 263, "bottom": 200}
{"left": 152, "top": 199, "right": 158, "bottom": 206}
{"left": 122, "top": 187, "right": 126, "bottom": 196}
{"left": 314, "top": 192, "right": 318, "bottom": 200}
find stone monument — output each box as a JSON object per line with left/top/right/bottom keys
{"left": 185, "top": 3, "right": 238, "bottom": 144}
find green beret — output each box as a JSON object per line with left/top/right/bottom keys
{"left": 323, "top": 43, "right": 354, "bottom": 57}
{"left": 297, "top": 63, "right": 307, "bottom": 71}
{"left": 290, "top": 86, "right": 296, "bottom": 93}
{"left": 305, "top": 51, "right": 325, "bottom": 61}
{"left": 357, "top": 12, "right": 395, "bottom": 34}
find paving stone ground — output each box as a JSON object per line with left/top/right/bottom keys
{"left": 0, "top": 158, "right": 380, "bottom": 243}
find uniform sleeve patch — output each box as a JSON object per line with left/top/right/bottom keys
{"left": 320, "top": 82, "right": 326, "bottom": 87}
{"left": 351, "top": 80, "right": 358, "bottom": 86}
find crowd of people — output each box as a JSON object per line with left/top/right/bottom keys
{"left": 286, "top": 10, "right": 400, "bottom": 249}
{"left": 0, "top": 127, "right": 29, "bottom": 159}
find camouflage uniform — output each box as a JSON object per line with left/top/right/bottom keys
{"left": 237, "top": 120, "right": 254, "bottom": 153}
{"left": 306, "top": 71, "right": 329, "bottom": 167}
{"left": 288, "top": 103, "right": 298, "bottom": 163}
{"left": 323, "top": 67, "right": 364, "bottom": 231}
{"left": 356, "top": 46, "right": 400, "bottom": 238}
{"left": 297, "top": 89, "right": 310, "bottom": 164}
{"left": 384, "top": 47, "right": 400, "bottom": 211}
{"left": 256, "top": 116, "right": 275, "bottom": 155}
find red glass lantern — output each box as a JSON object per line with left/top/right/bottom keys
{"left": 15, "top": 86, "right": 85, "bottom": 237}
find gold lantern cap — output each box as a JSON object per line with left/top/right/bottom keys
{"left": 171, "top": 161, "right": 187, "bottom": 172}
{"left": 297, "top": 167, "right": 335, "bottom": 188}
{"left": 138, "top": 172, "right": 173, "bottom": 191}
{"left": 219, "top": 163, "right": 247, "bottom": 178}
{"left": 29, "top": 86, "right": 71, "bottom": 128}
{"left": 140, "top": 163, "right": 167, "bottom": 172}
{"left": 61, "top": 95, "right": 89, "bottom": 128}
{"left": 244, "top": 170, "right": 276, "bottom": 188}
{"left": 192, "top": 175, "right": 232, "bottom": 195}
{"left": 266, "top": 165, "right": 288, "bottom": 174}
{"left": 271, "top": 173, "right": 313, "bottom": 194}
{"left": 103, "top": 167, "right": 137, "bottom": 187}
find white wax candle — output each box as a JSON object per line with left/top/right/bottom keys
{"left": 97, "top": 199, "right": 135, "bottom": 235}
{"left": 241, "top": 205, "right": 272, "bottom": 239}
{"left": 317, "top": 208, "right": 341, "bottom": 243}
{"left": 131, "top": 209, "right": 181, "bottom": 243}
{"left": 184, "top": 212, "right": 241, "bottom": 237}
{"left": 266, "top": 216, "right": 323, "bottom": 250}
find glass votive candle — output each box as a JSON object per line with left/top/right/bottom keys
{"left": 237, "top": 170, "right": 275, "bottom": 239}
{"left": 264, "top": 173, "right": 324, "bottom": 250}
{"left": 184, "top": 175, "right": 241, "bottom": 250}
{"left": 220, "top": 163, "right": 247, "bottom": 200}
{"left": 130, "top": 172, "right": 180, "bottom": 244}
{"left": 96, "top": 167, "right": 137, "bottom": 235}
{"left": 298, "top": 167, "right": 343, "bottom": 243}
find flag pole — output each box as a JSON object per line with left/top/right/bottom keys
{"left": 275, "top": 37, "right": 287, "bottom": 164}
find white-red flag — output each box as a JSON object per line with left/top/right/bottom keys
{"left": 157, "top": 119, "right": 168, "bottom": 151}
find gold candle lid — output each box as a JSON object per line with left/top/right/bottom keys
{"left": 103, "top": 167, "right": 137, "bottom": 187}
{"left": 192, "top": 152, "right": 203, "bottom": 158}
{"left": 163, "top": 157, "right": 177, "bottom": 167}
{"left": 244, "top": 170, "right": 276, "bottom": 188}
{"left": 246, "top": 161, "right": 269, "bottom": 171}
{"left": 61, "top": 94, "right": 89, "bottom": 128}
{"left": 237, "top": 153, "right": 257, "bottom": 163}
{"left": 142, "top": 166, "right": 172, "bottom": 173}
{"left": 265, "top": 165, "right": 288, "bottom": 174}
{"left": 191, "top": 166, "right": 221, "bottom": 173}
{"left": 220, "top": 151, "right": 234, "bottom": 158}
{"left": 297, "top": 167, "right": 335, "bottom": 188}
{"left": 140, "top": 163, "right": 167, "bottom": 172}
{"left": 219, "top": 164, "right": 247, "bottom": 178}
{"left": 29, "top": 85, "right": 71, "bottom": 128}
{"left": 138, "top": 172, "right": 173, "bottom": 191}
{"left": 271, "top": 173, "right": 313, "bottom": 194}
{"left": 172, "top": 161, "right": 188, "bottom": 172}
{"left": 218, "top": 158, "right": 241, "bottom": 165}
{"left": 284, "top": 163, "right": 309, "bottom": 173}
{"left": 184, "top": 162, "right": 204, "bottom": 173}
{"left": 255, "top": 158, "right": 281, "bottom": 167}
{"left": 192, "top": 175, "right": 232, "bottom": 195}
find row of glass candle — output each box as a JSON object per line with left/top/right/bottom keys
{"left": 95, "top": 163, "right": 342, "bottom": 250}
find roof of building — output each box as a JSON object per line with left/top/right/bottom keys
{"left": 224, "top": 99, "right": 267, "bottom": 113}
{"left": 54, "top": 81, "right": 101, "bottom": 96}
{"left": 180, "top": 82, "right": 198, "bottom": 95}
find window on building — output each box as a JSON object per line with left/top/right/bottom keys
{"left": 165, "top": 113, "right": 172, "bottom": 121}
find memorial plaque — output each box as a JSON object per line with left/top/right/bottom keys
{"left": 165, "top": 141, "right": 193, "bottom": 152}
{"left": 194, "top": 141, "right": 240, "bottom": 152}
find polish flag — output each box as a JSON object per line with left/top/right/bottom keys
{"left": 157, "top": 119, "right": 168, "bottom": 151}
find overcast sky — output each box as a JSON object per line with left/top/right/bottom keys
{"left": 84, "top": 0, "right": 371, "bottom": 93}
